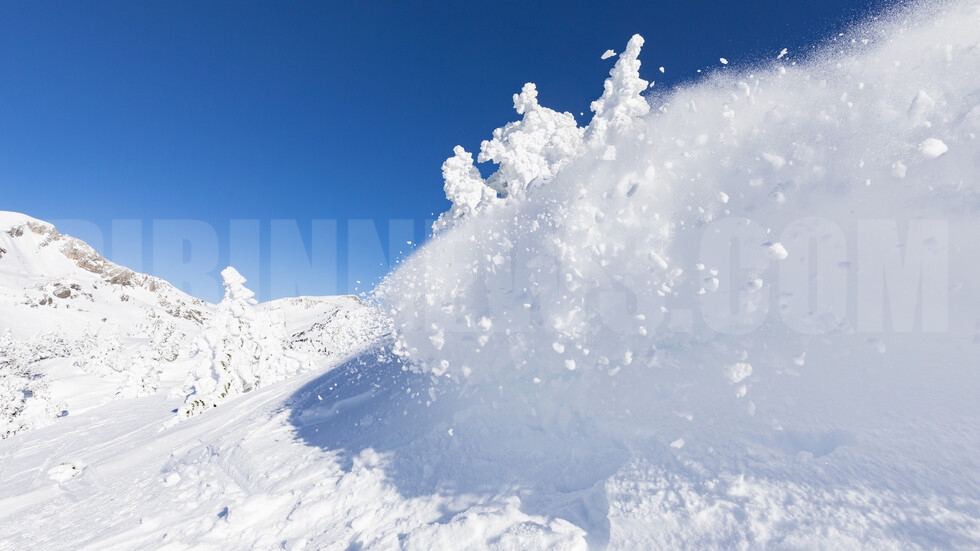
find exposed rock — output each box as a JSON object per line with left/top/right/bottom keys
{"left": 3, "top": 218, "right": 212, "bottom": 324}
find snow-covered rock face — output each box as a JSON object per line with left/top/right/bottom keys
{"left": 0, "top": 212, "right": 211, "bottom": 333}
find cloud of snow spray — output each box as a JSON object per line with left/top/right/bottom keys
{"left": 387, "top": 6, "right": 972, "bottom": 356}
{"left": 366, "top": 2, "right": 980, "bottom": 531}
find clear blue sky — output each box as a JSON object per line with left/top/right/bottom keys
{"left": 0, "top": 0, "right": 893, "bottom": 302}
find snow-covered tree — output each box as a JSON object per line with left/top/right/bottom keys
{"left": 73, "top": 325, "right": 125, "bottom": 376}
{"left": 0, "top": 329, "right": 68, "bottom": 438}
{"left": 180, "top": 267, "right": 298, "bottom": 418}
{"left": 116, "top": 346, "right": 161, "bottom": 399}
{"left": 433, "top": 145, "right": 498, "bottom": 233}
{"left": 478, "top": 82, "right": 585, "bottom": 200}
{"left": 435, "top": 35, "right": 650, "bottom": 227}
{"left": 584, "top": 34, "right": 650, "bottom": 146}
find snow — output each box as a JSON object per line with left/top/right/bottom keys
{"left": 919, "top": 137, "right": 949, "bottom": 158}
{"left": 0, "top": 211, "right": 44, "bottom": 232}
{"left": 4, "top": 0, "right": 980, "bottom": 548}
{"left": 601, "top": 49, "right": 616, "bottom": 60}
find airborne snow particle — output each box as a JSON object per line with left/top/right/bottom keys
{"left": 670, "top": 438, "right": 685, "bottom": 449}
{"left": 727, "top": 362, "right": 753, "bottom": 384}
{"left": 764, "top": 241, "right": 789, "bottom": 260}
{"left": 601, "top": 49, "right": 616, "bottom": 60}
{"left": 720, "top": 58, "right": 729, "bottom": 65}
{"left": 919, "top": 138, "right": 948, "bottom": 158}
{"left": 891, "top": 161, "right": 908, "bottom": 178}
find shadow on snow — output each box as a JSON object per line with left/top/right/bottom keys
{"left": 286, "top": 346, "right": 630, "bottom": 547}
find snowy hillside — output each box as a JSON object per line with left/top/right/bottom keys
{"left": 0, "top": 212, "right": 384, "bottom": 438}
{"left": 4, "top": 0, "right": 980, "bottom": 548}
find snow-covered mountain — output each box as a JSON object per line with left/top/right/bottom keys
{"left": 4, "top": 0, "right": 980, "bottom": 548}
{"left": 0, "top": 212, "right": 384, "bottom": 438}
{"left": 0, "top": 211, "right": 210, "bottom": 336}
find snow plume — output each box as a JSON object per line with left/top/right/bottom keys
{"left": 180, "top": 267, "right": 299, "bottom": 417}
{"left": 377, "top": 1, "right": 980, "bottom": 509}
{"left": 381, "top": 33, "right": 677, "bottom": 389}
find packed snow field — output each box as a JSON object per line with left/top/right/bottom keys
{"left": 4, "top": 0, "right": 980, "bottom": 548}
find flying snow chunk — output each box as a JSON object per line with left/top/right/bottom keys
{"left": 659, "top": 66, "right": 665, "bottom": 73}
{"left": 720, "top": 57, "right": 729, "bottom": 65}
{"left": 727, "top": 362, "right": 753, "bottom": 384}
{"left": 764, "top": 241, "right": 789, "bottom": 260}
{"left": 670, "top": 438, "right": 685, "bottom": 449}
{"left": 601, "top": 49, "right": 616, "bottom": 60}
{"left": 48, "top": 462, "right": 84, "bottom": 483}
{"left": 777, "top": 48, "right": 788, "bottom": 59}
{"left": 762, "top": 152, "right": 786, "bottom": 169}
{"left": 908, "top": 90, "right": 935, "bottom": 123}
{"left": 919, "top": 138, "right": 949, "bottom": 159}
{"left": 891, "top": 161, "right": 908, "bottom": 178}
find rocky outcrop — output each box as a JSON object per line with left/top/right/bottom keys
{"left": 2, "top": 217, "right": 211, "bottom": 324}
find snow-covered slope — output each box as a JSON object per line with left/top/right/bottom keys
{"left": 4, "top": 0, "right": 980, "bottom": 548}
{"left": 0, "top": 212, "right": 213, "bottom": 436}
{"left": 0, "top": 211, "right": 210, "bottom": 337}
{"left": 0, "top": 214, "right": 384, "bottom": 438}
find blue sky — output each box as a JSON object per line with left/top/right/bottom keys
{"left": 0, "top": 0, "right": 893, "bottom": 302}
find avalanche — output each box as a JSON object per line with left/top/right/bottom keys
{"left": 4, "top": 0, "right": 980, "bottom": 548}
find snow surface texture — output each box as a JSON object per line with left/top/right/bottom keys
{"left": 4, "top": 0, "right": 980, "bottom": 548}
